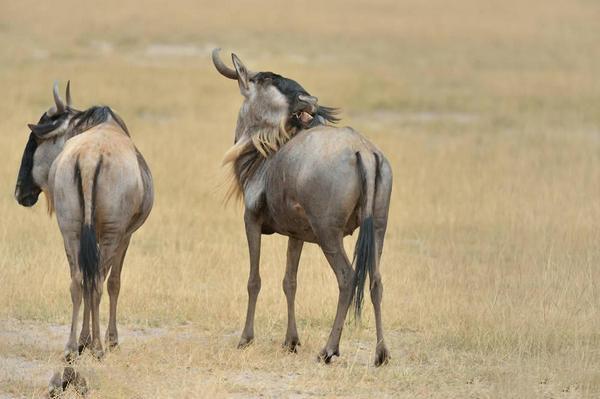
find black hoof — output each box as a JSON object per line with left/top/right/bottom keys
{"left": 283, "top": 339, "right": 301, "bottom": 353}
{"left": 374, "top": 345, "right": 390, "bottom": 367}
{"left": 106, "top": 341, "right": 119, "bottom": 351}
{"left": 237, "top": 337, "right": 254, "bottom": 349}
{"left": 318, "top": 348, "right": 340, "bottom": 364}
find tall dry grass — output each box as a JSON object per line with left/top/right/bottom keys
{"left": 0, "top": 0, "right": 599, "bottom": 397}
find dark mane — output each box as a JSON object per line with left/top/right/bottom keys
{"left": 288, "top": 104, "right": 339, "bottom": 130}
{"left": 316, "top": 106, "right": 340, "bottom": 124}
{"left": 235, "top": 148, "right": 265, "bottom": 199}
{"left": 70, "top": 106, "right": 130, "bottom": 136}
{"left": 301, "top": 105, "right": 339, "bottom": 129}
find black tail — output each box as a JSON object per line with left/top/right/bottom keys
{"left": 353, "top": 216, "right": 375, "bottom": 318}
{"left": 353, "top": 152, "right": 377, "bottom": 318}
{"left": 79, "top": 224, "right": 99, "bottom": 292}
{"left": 75, "top": 157, "right": 102, "bottom": 292}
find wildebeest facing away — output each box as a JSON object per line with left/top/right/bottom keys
{"left": 212, "top": 49, "right": 393, "bottom": 366}
{"left": 15, "top": 82, "right": 153, "bottom": 360}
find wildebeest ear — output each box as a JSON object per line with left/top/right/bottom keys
{"left": 298, "top": 94, "right": 318, "bottom": 105}
{"left": 231, "top": 53, "right": 249, "bottom": 92}
{"left": 292, "top": 94, "right": 319, "bottom": 117}
{"left": 28, "top": 122, "right": 55, "bottom": 137}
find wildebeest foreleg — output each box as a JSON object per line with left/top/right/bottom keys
{"left": 283, "top": 238, "right": 303, "bottom": 352}
{"left": 318, "top": 235, "right": 355, "bottom": 363}
{"left": 106, "top": 236, "right": 131, "bottom": 349}
{"left": 239, "top": 212, "right": 262, "bottom": 348}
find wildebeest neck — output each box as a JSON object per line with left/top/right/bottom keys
{"left": 70, "top": 106, "right": 130, "bottom": 137}
{"left": 224, "top": 137, "right": 267, "bottom": 203}
{"left": 224, "top": 97, "right": 336, "bottom": 203}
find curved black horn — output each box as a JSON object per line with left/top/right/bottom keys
{"left": 66, "top": 80, "right": 72, "bottom": 107}
{"left": 53, "top": 81, "right": 66, "bottom": 113}
{"left": 212, "top": 48, "right": 238, "bottom": 80}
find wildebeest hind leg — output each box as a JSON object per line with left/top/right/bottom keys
{"left": 78, "top": 293, "right": 91, "bottom": 354}
{"left": 370, "top": 229, "right": 390, "bottom": 366}
{"left": 371, "top": 160, "right": 392, "bottom": 366}
{"left": 317, "top": 233, "right": 355, "bottom": 363}
{"left": 89, "top": 240, "right": 118, "bottom": 359}
{"left": 106, "top": 236, "right": 131, "bottom": 350}
{"left": 89, "top": 280, "right": 104, "bottom": 359}
{"left": 283, "top": 238, "right": 303, "bottom": 352}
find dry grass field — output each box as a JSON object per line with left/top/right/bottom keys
{"left": 1, "top": 0, "right": 600, "bottom": 397}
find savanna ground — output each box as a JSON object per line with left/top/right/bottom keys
{"left": 1, "top": 0, "right": 599, "bottom": 397}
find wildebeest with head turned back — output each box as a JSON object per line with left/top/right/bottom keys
{"left": 15, "top": 82, "right": 153, "bottom": 360}
{"left": 212, "top": 49, "right": 393, "bottom": 366}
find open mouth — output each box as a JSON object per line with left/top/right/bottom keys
{"left": 293, "top": 111, "right": 314, "bottom": 127}
{"left": 299, "top": 111, "right": 313, "bottom": 124}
